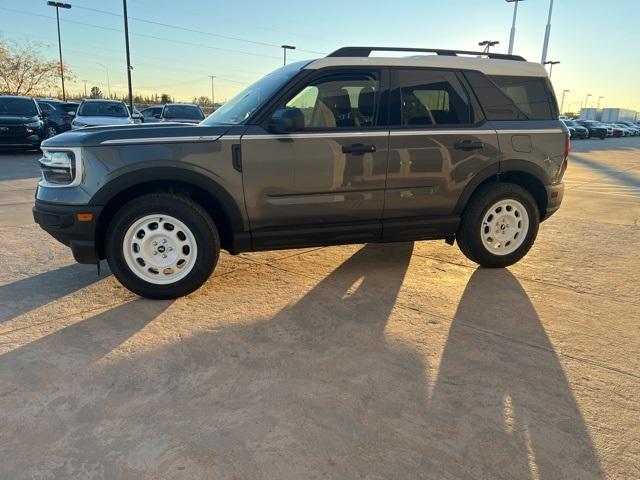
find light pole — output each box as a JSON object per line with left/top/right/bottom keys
{"left": 597, "top": 96, "right": 604, "bottom": 108}
{"left": 97, "top": 63, "right": 111, "bottom": 98}
{"left": 544, "top": 60, "right": 560, "bottom": 78}
{"left": 478, "top": 40, "right": 499, "bottom": 53}
{"left": 122, "top": 0, "right": 134, "bottom": 113}
{"left": 281, "top": 45, "right": 296, "bottom": 65}
{"left": 47, "top": 2, "right": 71, "bottom": 101}
{"left": 541, "top": 0, "right": 554, "bottom": 64}
{"left": 583, "top": 93, "right": 592, "bottom": 110}
{"left": 208, "top": 75, "right": 216, "bottom": 106}
{"left": 506, "top": 0, "right": 524, "bottom": 55}
{"left": 560, "top": 89, "right": 569, "bottom": 114}
{"left": 82, "top": 80, "right": 87, "bottom": 97}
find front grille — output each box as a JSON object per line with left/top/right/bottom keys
{"left": 0, "top": 125, "right": 27, "bottom": 138}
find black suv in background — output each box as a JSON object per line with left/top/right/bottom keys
{"left": 37, "top": 99, "right": 79, "bottom": 137}
{"left": 575, "top": 120, "right": 607, "bottom": 139}
{"left": 0, "top": 96, "right": 48, "bottom": 150}
{"left": 561, "top": 120, "right": 588, "bottom": 139}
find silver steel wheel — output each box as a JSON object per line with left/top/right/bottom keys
{"left": 480, "top": 199, "right": 529, "bottom": 256}
{"left": 47, "top": 126, "right": 58, "bottom": 138}
{"left": 122, "top": 214, "right": 198, "bottom": 285}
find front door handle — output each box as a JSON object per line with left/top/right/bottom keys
{"left": 342, "top": 143, "right": 376, "bottom": 155}
{"left": 454, "top": 140, "right": 484, "bottom": 151}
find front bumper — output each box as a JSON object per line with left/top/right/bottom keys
{"left": 0, "top": 134, "right": 43, "bottom": 149}
{"left": 543, "top": 182, "right": 564, "bottom": 221}
{"left": 33, "top": 200, "right": 103, "bottom": 264}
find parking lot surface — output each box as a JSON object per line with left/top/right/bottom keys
{"left": 0, "top": 139, "right": 639, "bottom": 479}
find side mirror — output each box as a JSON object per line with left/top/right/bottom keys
{"left": 154, "top": 114, "right": 161, "bottom": 119}
{"left": 131, "top": 112, "right": 142, "bottom": 120}
{"left": 269, "top": 107, "right": 305, "bottom": 133}
{"left": 40, "top": 111, "right": 50, "bottom": 118}
{"left": 68, "top": 111, "right": 76, "bottom": 117}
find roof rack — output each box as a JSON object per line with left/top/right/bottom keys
{"left": 327, "top": 46, "right": 526, "bottom": 62}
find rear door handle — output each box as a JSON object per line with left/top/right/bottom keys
{"left": 342, "top": 143, "right": 376, "bottom": 155}
{"left": 454, "top": 140, "right": 484, "bottom": 151}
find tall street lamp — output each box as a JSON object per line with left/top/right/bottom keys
{"left": 97, "top": 63, "right": 111, "bottom": 98}
{"left": 47, "top": 1, "right": 71, "bottom": 101}
{"left": 122, "top": 0, "right": 134, "bottom": 113}
{"left": 281, "top": 45, "right": 296, "bottom": 65}
{"left": 597, "top": 96, "right": 604, "bottom": 108}
{"left": 209, "top": 75, "right": 216, "bottom": 106}
{"left": 478, "top": 40, "right": 499, "bottom": 53}
{"left": 544, "top": 60, "right": 560, "bottom": 78}
{"left": 541, "top": 0, "right": 554, "bottom": 64}
{"left": 560, "top": 89, "right": 569, "bottom": 113}
{"left": 583, "top": 93, "right": 592, "bottom": 110}
{"left": 506, "top": 0, "right": 524, "bottom": 55}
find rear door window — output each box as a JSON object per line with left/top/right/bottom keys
{"left": 393, "top": 69, "right": 473, "bottom": 126}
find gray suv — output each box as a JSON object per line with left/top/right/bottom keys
{"left": 33, "top": 46, "right": 568, "bottom": 299}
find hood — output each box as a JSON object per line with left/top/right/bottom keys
{"left": 42, "top": 122, "right": 234, "bottom": 148}
{"left": 0, "top": 115, "right": 39, "bottom": 125}
{"left": 74, "top": 115, "right": 133, "bottom": 126}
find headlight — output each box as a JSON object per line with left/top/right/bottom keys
{"left": 25, "top": 121, "right": 41, "bottom": 128}
{"left": 39, "top": 148, "right": 83, "bottom": 187}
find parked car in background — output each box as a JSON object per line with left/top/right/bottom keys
{"left": 561, "top": 120, "right": 588, "bottom": 139}
{"left": 159, "top": 103, "right": 205, "bottom": 124}
{"left": 71, "top": 99, "right": 141, "bottom": 129}
{"left": 617, "top": 122, "right": 640, "bottom": 135}
{"left": 140, "top": 106, "right": 163, "bottom": 123}
{"left": 37, "top": 99, "right": 78, "bottom": 137}
{"left": 0, "top": 95, "right": 47, "bottom": 150}
{"left": 607, "top": 124, "right": 624, "bottom": 137}
{"left": 611, "top": 123, "right": 633, "bottom": 136}
{"left": 574, "top": 120, "right": 607, "bottom": 139}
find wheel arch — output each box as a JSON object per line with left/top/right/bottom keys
{"left": 455, "top": 160, "right": 550, "bottom": 220}
{"left": 91, "top": 166, "right": 247, "bottom": 258}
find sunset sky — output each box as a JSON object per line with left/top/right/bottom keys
{"left": 1, "top": 0, "right": 638, "bottom": 112}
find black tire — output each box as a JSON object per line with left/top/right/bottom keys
{"left": 105, "top": 193, "right": 220, "bottom": 299}
{"left": 600, "top": 134, "right": 606, "bottom": 140}
{"left": 457, "top": 183, "right": 540, "bottom": 268}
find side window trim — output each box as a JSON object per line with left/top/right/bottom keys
{"left": 389, "top": 67, "right": 478, "bottom": 129}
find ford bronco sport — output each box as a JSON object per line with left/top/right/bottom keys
{"left": 33, "top": 46, "right": 568, "bottom": 299}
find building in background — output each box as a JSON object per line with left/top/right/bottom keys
{"left": 579, "top": 108, "right": 638, "bottom": 122}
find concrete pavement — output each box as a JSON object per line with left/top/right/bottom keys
{"left": 0, "top": 139, "right": 638, "bottom": 479}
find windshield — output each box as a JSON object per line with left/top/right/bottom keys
{"left": 0, "top": 97, "right": 37, "bottom": 116}
{"left": 163, "top": 105, "right": 204, "bottom": 120}
{"left": 202, "top": 70, "right": 297, "bottom": 125}
{"left": 78, "top": 101, "right": 128, "bottom": 118}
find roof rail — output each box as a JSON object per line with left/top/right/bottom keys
{"left": 327, "top": 46, "right": 526, "bottom": 62}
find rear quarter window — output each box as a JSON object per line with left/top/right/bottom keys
{"left": 465, "top": 71, "right": 557, "bottom": 121}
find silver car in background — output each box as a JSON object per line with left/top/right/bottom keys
{"left": 71, "top": 99, "right": 141, "bottom": 129}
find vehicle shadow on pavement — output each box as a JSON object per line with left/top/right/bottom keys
{"left": 0, "top": 263, "right": 110, "bottom": 323}
{"left": 570, "top": 153, "right": 640, "bottom": 188}
{"left": 428, "top": 268, "right": 605, "bottom": 479}
{"left": 0, "top": 298, "right": 172, "bottom": 405}
{"left": 0, "top": 245, "right": 606, "bottom": 479}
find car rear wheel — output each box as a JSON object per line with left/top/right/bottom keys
{"left": 457, "top": 183, "right": 540, "bottom": 268}
{"left": 106, "top": 193, "right": 219, "bottom": 299}
{"left": 47, "top": 126, "right": 58, "bottom": 138}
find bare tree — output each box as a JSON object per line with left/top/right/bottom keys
{"left": 0, "top": 39, "right": 73, "bottom": 96}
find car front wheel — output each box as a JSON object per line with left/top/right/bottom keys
{"left": 106, "top": 193, "right": 220, "bottom": 299}
{"left": 457, "top": 183, "right": 540, "bottom": 268}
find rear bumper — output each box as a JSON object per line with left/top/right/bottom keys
{"left": 33, "top": 200, "right": 103, "bottom": 264}
{"left": 543, "top": 182, "right": 564, "bottom": 221}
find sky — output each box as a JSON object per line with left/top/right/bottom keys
{"left": 1, "top": 0, "right": 639, "bottom": 112}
